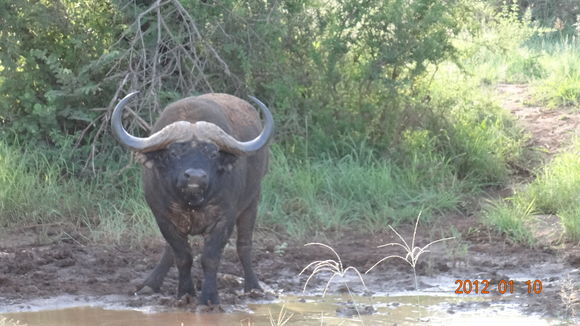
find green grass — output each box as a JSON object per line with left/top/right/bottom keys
{"left": 443, "top": 28, "right": 579, "bottom": 244}
{"left": 463, "top": 45, "right": 546, "bottom": 85}
{"left": 531, "top": 37, "right": 580, "bottom": 109}
{"left": 483, "top": 197, "right": 536, "bottom": 245}
{"left": 484, "top": 140, "right": 580, "bottom": 243}
{"left": 526, "top": 141, "right": 580, "bottom": 240}
{"left": 259, "top": 145, "right": 472, "bottom": 238}
{"left": 0, "top": 140, "right": 158, "bottom": 244}
{"left": 1, "top": 140, "right": 476, "bottom": 241}
{"left": 459, "top": 31, "right": 580, "bottom": 110}
{"left": 425, "top": 62, "right": 527, "bottom": 183}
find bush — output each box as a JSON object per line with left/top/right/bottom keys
{"left": 0, "top": 0, "right": 123, "bottom": 145}
{"left": 1, "top": 0, "right": 475, "bottom": 157}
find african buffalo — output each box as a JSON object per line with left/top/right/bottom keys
{"left": 111, "top": 92, "right": 273, "bottom": 306}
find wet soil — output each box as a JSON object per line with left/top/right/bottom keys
{"left": 0, "top": 84, "right": 579, "bottom": 322}
{"left": 0, "top": 219, "right": 578, "bottom": 321}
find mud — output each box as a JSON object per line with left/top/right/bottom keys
{"left": 0, "top": 218, "right": 578, "bottom": 323}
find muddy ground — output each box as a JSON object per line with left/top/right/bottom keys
{"left": 0, "top": 84, "right": 579, "bottom": 322}
{"left": 0, "top": 215, "right": 578, "bottom": 321}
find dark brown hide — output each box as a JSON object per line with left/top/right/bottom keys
{"left": 129, "top": 93, "right": 270, "bottom": 306}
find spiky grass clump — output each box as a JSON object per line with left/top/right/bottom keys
{"left": 366, "top": 213, "right": 454, "bottom": 289}
{"left": 526, "top": 141, "right": 580, "bottom": 241}
{"left": 267, "top": 305, "right": 294, "bottom": 326}
{"left": 483, "top": 198, "right": 536, "bottom": 245}
{"left": 299, "top": 242, "right": 367, "bottom": 297}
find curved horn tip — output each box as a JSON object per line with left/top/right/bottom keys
{"left": 247, "top": 95, "right": 274, "bottom": 121}
{"left": 122, "top": 91, "right": 140, "bottom": 101}
{"left": 111, "top": 90, "right": 144, "bottom": 151}
{"left": 248, "top": 95, "right": 264, "bottom": 106}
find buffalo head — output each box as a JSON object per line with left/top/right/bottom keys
{"left": 110, "top": 92, "right": 273, "bottom": 208}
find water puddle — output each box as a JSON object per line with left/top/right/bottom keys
{"left": 0, "top": 294, "right": 565, "bottom": 326}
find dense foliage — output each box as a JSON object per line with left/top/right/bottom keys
{"left": 0, "top": 0, "right": 577, "bottom": 240}
{"left": 1, "top": 0, "right": 476, "bottom": 157}
{"left": 0, "top": 0, "right": 123, "bottom": 141}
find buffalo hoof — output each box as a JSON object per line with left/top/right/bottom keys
{"left": 134, "top": 282, "right": 161, "bottom": 295}
{"left": 241, "top": 288, "right": 276, "bottom": 301}
{"left": 196, "top": 304, "right": 224, "bottom": 313}
{"left": 246, "top": 288, "right": 264, "bottom": 299}
{"left": 175, "top": 293, "right": 195, "bottom": 307}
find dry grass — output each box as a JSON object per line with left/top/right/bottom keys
{"left": 299, "top": 242, "right": 368, "bottom": 323}
{"left": 365, "top": 212, "right": 455, "bottom": 289}
{"left": 299, "top": 242, "right": 367, "bottom": 297}
{"left": 560, "top": 277, "right": 579, "bottom": 320}
{"left": 267, "top": 305, "right": 294, "bottom": 326}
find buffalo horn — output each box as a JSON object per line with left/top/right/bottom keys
{"left": 111, "top": 92, "right": 274, "bottom": 155}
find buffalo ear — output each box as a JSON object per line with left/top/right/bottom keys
{"left": 218, "top": 152, "right": 238, "bottom": 173}
{"left": 134, "top": 152, "right": 155, "bottom": 169}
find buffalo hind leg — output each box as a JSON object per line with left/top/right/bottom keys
{"left": 136, "top": 244, "right": 174, "bottom": 293}
{"left": 236, "top": 199, "right": 262, "bottom": 292}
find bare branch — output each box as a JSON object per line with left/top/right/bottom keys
{"left": 82, "top": 0, "right": 250, "bottom": 168}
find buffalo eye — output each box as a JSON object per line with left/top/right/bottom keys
{"left": 218, "top": 152, "right": 237, "bottom": 173}
{"left": 203, "top": 143, "right": 219, "bottom": 159}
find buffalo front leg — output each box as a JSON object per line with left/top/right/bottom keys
{"left": 236, "top": 199, "right": 262, "bottom": 292}
{"left": 135, "top": 244, "right": 174, "bottom": 293}
{"left": 156, "top": 220, "right": 195, "bottom": 299}
{"left": 199, "top": 220, "right": 235, "bottom": 306}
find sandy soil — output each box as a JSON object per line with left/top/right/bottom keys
{"left": 497, "top": 83, "right": 579, "bottom": 156}
{"left": 0, "top": 84, "right": 578, "bottom": 321}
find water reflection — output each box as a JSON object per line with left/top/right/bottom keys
{"left": 2, "top": 295, "right": 563, "bottom": 326}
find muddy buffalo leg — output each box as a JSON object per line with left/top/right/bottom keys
{"left": 155, "top": 218, "right": 195, "bottom": 298}
{"left": 136, "top": 244, "right": 174, "bottom": 293}
{"left": 199, "top": 219, "right": 235, "bottom": 305}
{"left": 170, "top": 237, "right": 195, "bottom": 298}
{"left": 236, "top": 198, "right": 262, "bottom": 292}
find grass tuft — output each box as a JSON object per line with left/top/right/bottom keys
{"left": 483, "top": 198, "right": 536, "bottom": 245}
{"left": 267, "top": 305, "right": 294, "bottom": 326}
{"left": 365, "top": 213, "right": 454, "bottom": 289}
{"left": 485, "top": 139, "right": 580, "bottom": 243}
{"left": 531, "top": 37, "right": 580, "bottom": 109}
{"left": 299, "top": 242, "right": 367, "bottom": 297}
